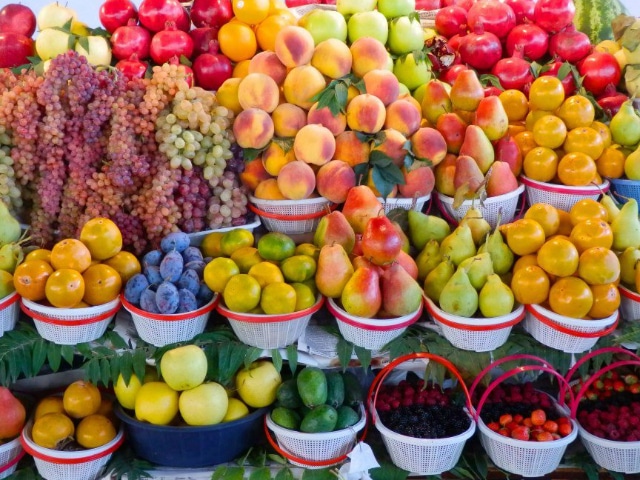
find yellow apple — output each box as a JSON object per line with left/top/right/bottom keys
{"left": 114, "top": 373, "right": 142, "bottom": 410}
{"left": 134, "top": 382, "right": 179, "bottom": 426}
{"left": 75, "top": 36, "right": 112, "bottom": 67}
{"left": 35, "top": 28, "right": 74, "bottom": 61}
{"left": 37, "top": 2, "right": 77, "bottom": 30}
{"left": 160, "top": 344, "right": 208, "bottom": 392}
{"left": 235, "top": 360, "right": 282, "bottom": 408}
{"left": 223, "top": 397, "right": 250, "bottom": 422}
{"left": 178, "top": 382, "right": 228, "bottom": 426}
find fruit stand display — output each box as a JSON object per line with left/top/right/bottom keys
{"left": 3, "top": 0, "right": 640, "bottom": 478}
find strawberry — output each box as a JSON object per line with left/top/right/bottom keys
{"left": 523, "top": 418, "right": 534, "bottom": 428}
{"left": 594, "top": 378, "right": 605, "bottom": 390}
{"left": 543, "top": 420, "right": 558, "bottom": 433}
{"left": 511, "top": 426, "right": 530, "bottom": 441}
{"left": 487, "top": 421, "right": 500, "bottom": 432}
{"left": 558, "top": 422, "right": 573, "bottom": 437}
{"left": 613, "top": 380, "right": 626, "bottom": 392}
{"left": 498, "top": 427, "right": 510, "bottom": 437}
{"left": 513, "top": 414, "right": 524, "bottom": 424}
{"left": 530, "top": 409, "right": 546, "bottom": 426}
{"left": 535, "top": 431, "right": 554, "bottom": 442}
{"left": 625, "top": 374, "right": 639, "bottom": 385}
{"left": 506, "top": 421, "right": 520, "bottom": 432}
{"left": 629, "top": 383, "right": 640, "bottom": 395}
{"left": 499, "top": 414, "right": 513, "bottom": 427}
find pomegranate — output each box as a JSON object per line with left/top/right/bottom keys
{"left": 466, "top": 0, "right": 516, "bottom": 39}
{"left": 549, "top": 24, "right": 592, "bottom": 64}
{"left": 458, "top": 22, "right": 502, "bottom": 71}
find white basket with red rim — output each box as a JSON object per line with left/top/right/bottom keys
{"left": 521, "top": 176, "right": 610, "bottom": 212}
{"left": 20, "top": 420, "right": 124, "bottom": 480}
{"left": 523, "top": 303, "right": 619, "bottom": 353}
{"left": 470, "top": 354, "right": 579, "bottom": 478}
{"left": 377, "top": 195, "right": 431, "bottom": 215}
{"left": 0, "top": 437, "right": 24, "bottom": 480}
{"left": 424, "top": 296, "right": 524, "bottom": 352}
{"left": 619, "top": 285, "right": 640, "bottom": 323}
{"left": 327, "top": 297, "right": 422, "bottom": 352}
{"left": 21, "top": 297, "right": 121, "bottom": 345}
{"left": 217, "top": 296, "right": 324, "bottom": 349}
{"left": 121, "top": 294, "right": 218, "bottom": 347}
{"left": 248, "top": 196, "right": 335, "bottom": 235}
{"left": 0, "top": 291, "right": 20, "bottom": 337}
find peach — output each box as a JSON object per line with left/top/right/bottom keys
{"left": 240, "top": 157, "right": 272, "bottom": 192}
{"left": 399, "top": 92, "right": 422, "bottom": 113}
{"left": 272, "top": 103, "right": 307, "bottom": 138}
{"left": 277, "top": 160, "right": 316, "bottom": 200}
{"left": 232, "top": 108, "right": 274, "bottom": 149}
{"left": 262, "top": 140, "right": 296, "bottom": 176}
{"left": 216, "top": 77, "right": 242, "bottom": 116}
{"left": 283, "top": 65, "right": 327, "bottom": 110}
{"left": 410, "top": 127, "right": 448, "bottom": 167}
{"left": 311, "top": 38, "right": 353, "bottom": 79}
{"left": 307, "top": 102, "right": 346, "bottom": 136}
{"left": 237, "top": 73, "right": 280, "bottom": 113}
{"left": 254, "top": 178, "right": 286, "bottom": 200}
{"left": 399, "top": 165, "right": 435, "bottom": 198}
{"left": 371, "top": 129, "right": 408, "bottom": 167}
{"left": 316, "top": 160, "right": 356, "bottom": 204}
{"left": 334, "top": 130, "right": 370, "bottom": 168}
{"left": 346, "top": 93, "right": 386, "bottom": 134}
{"left": 350, "top": 37, "right": 392, "bottom": 78}
{"left": 384, "top": 98, "right": 421, "bottom": 137}
{"left": 274, "top": 25, "right": 315, "bottom": 68}
{"left": 248, "top": 51, "right": 288, "bottom": 86}
{"left": 293, "top": 124, "right": 336, "bottom": 166}
{"left": 362, "top": 69, "right": 399, "bottom": 106}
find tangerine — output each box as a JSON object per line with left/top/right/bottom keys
{"left": 63, "top": 380, "right": 102, "bottom": 419}
{"left": 45, "top": 268, "right": 85, "bottom": 308}
{"left": 523, "top": 147, "right": 559, "bottom": 182}
{"left": 505, "top": 219, "right": 546, "bottom": 256}
{"left": 218, "top": 21, "right": 257, "bottom": 63}
{"left": 548, "top": 276, "right": 593, "bottom": 318}
{"left": 102, "top": 251, "right": 141, "bottom": 284}
{"left": 24, "top": 248, "right": 51, "bottom": 264}
{"left": 536, "top": 237, "right": 580, "bottom": 277}
{"left": 563, "top": 127, "right": 605, "bottom": 160}
{"left": 523, "top": 203, "right": 560, "bottom": 237}
{"left": 82, "top": 263, "right": 122, "bottom": 306}
{"left": 595, "top": 145, "right": 626, "bottom": 179}
{"left": 499, "top": 89, "right": 529, "bottom": 122}
{"left": 76, "top": 414, "right": 117, "bottom": 449}
{"left": 510, "top": 265, "right": 550, "bottom": 305}
{"left": 569, "top": 198, "right": 608, "bottom": 225}
{"left": 31, "top": 412, "right": 74, "bottom": 449}
{"left": 557, "top": 152, "right": 597, "bottom": 186}
{"left": 569, "top": 219, "right": 614, "bottom": 253}
{"left": 588, "top": 283, "right": 620, "bottom": 319}
{"left": 13, "top": 259, "right": 53, "bottom": 301}
{"left": 50, "top": 238, "right": 92, "bottom": 272}
{"left": 34, "top": 396, "right": 64, "bottom": 420}
{"left": 532, "top": 115, "right": 567, "bottom": 149}
{"left": 578, "top": 246, "right": 620, "bottom": 285}
{"left": 528, "top": 76, "right": 565, "bottom": 111}
{"left": 556, "top": 94, "right": 595, "bottom": 129}
{"left": 79, "top": 217, "right": 123, "bottom": 260}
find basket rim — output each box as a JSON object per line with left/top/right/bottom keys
{"left": 217, "top": 295, "right": 324, "bottom": 323}
{"left": 22, "top": 296, "right": 121, "bottom": 316}
{"left": 0, "top": 291, "right": 19, "bottom": 309}
{"left": 424, "top": 296, "right": 525, "bottom": 330}
{"left": 0, "top": 448, "right": 24, "bottom": 474}
{"left": 121, "top": 293, "right": 219, "bottom": 321}
{"left": 377, "top": 194, "right": 431, "bottom": 205}
{"left": 0, "top": 436, "right": 20, "bottom": 454}
{"left": 478, "top": 415, "right": 578, "bottom": 449}
{"left": 619, "top": 284, "right": 640, "bottom": 301}
{"left": 327, "top": 297, "right": 422, "bottom": 331}
{"left": 437, "top": 183, "right": 525, "bottom": 206}
{"left": 521, "top": 175, "right": 610, "bottom": 194}
{"left": 21, "top": 297, "right": 121, "bottom": 326}
{"left": 608, "top": 177, "right": 640, "bottom": 187}
{"left": 249, "top": 195, "right": 333, "bottom": 207}
{"left": 577, "top": 422, "right": 640, "bottom": 449}
{"left": 526, "top": 303, "right": 618, "bottom": 328}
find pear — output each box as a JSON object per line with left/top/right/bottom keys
{"left": 0, "top": 200, "right": 21, "bottom": 247}
{"left": 440, "top": 224, "right": 476, "bottom": 266}
{"left": 341, "top": 267, "right": 382, "bottom": 318}
{"left": 453, "top": 155, "right": 485, "bottom": 195}
{"left": 485, "top": 161, "right": 519, "bottom": 197}
{"left": 610, "top": 99, "right": 640, "bottom": 147}
{"left": 611, "top": 198, "right": 640, "bottom": 252}
{"left": 459, "top": 125, "right": 495, "bottom": 174}
{"left": 424, "top": 258, "right": 455, "bottom": 303}
{"left": 449, "top": 69, "right": 484, "bottom": 112}
{"left": 342, "top": 185, "right": 383, "bottom": 234}
{"left": 474, "top": 95, "right": 509, "bottom": 141}
{"left": 381, "top": 263, "right": 423, "bottom": 317}
{"left": 624, "top": 145, "right": 640, "bottom": 181}
{"left": 439, "top": 266, "right": 478, "bottom": 317}
{"left": 392, "top": 221, "right": 411, "bottom": 254}
{"left": 415, "top": 239, "right": 442, "bottom": 281}
{"left": 313, "top": 211, "right": 356, "bottom": 254}
{"left": 0, "top": 270, "right": 15, "bottom": 299}
{"left": 434, "top": 153, "right": 457, "bottom": 196}
{"left": 421, "top": 80, "right": 451, "bottom": 125}
{"left": 478, "top": 274, "right": 514, "bottom": 318}
{"left": 459, "top": 206, "right": 491, "bottom": 246}
{"left": 361, "top": 215, "right": 403, "bottom": 266}
{"left": 478, "top": 226, "right": 514, "bottom": 276}
{"left": 407, "top": 209, "right": 450, "bottom": 250}
{"left": 601, "top": 194, "right": 621, "bottom": 222}
{"left": 0, "top": 242, "right": 24, "bottom": 274}
{"left": 458, "top": 252, "right": 494, "bottom": 290}
{"left": 618, "top": 246, "right": 640, "bottom": 286}
{"left": 316, "top": 244, "right": 354, "bottom": 298}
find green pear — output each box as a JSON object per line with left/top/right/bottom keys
{"left": 478, "top": 228, "right": 514, "bottom": 276}
{"left": 459, "top": 206, "right": 491, "bottom": 246}
{"left": 458, "top": 252, "right": 494, "bottom": 290}
{"left": 610, "top": 100, "right": 640, "bottom": 147}
{"left": 407, "top": 209, "right": 450, "bottom": 251}
{"left": 0, "top": 200, "right": 21, "bottom": 247}
{"left": 0, "top": 270, "right": 15, "bottom": 298}
{"left": 440, "top": 224, "right": 476, "bottom": 266}
{"left": 424, "top": 258, "right": 454, "bottom": 303}
{"left": 0, "top": 243, "right": 24, "bottom": 274}
{"left": 624, "top": 146, "right": 640, "bottom": 181}
{"left": 415, "top": 239, "right": 442, "bottom": 281}
{"left": 381, "top": 263, "right": 423, "bottom": 317}
{"left": 438, "top": 267, "right": 478, "bottom": 317}
{"left": 618, "top": 246, "right": 640, "bottom": 287}
{"left": 479, "top": 274, "right": 514, "bottom": 318}
{"left": 600, "top": 194, "right": 621, "bottom": 223}
{"left": 611, "top": 198, "right": 640, "bottom": 252}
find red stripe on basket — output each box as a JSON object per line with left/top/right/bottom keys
{"left": 120, "top": 293, "right": 219, "bottom": 321}
{"left": 620, "top": 285, "right": 640, "bottom": 301}
{"left": 0, "top": 291, "right": 19, "bottom": 309}
{"left": 525, "top": 304, "right": 618, "bottom": 338}
{"left": 217, "top": 296, "right": 325, "bottom": 323}
{"left": 21, "top": 301, "right": 121, "bottom": 326}
{"left": 0, "top": 449, "right": 25, "bottom": 473}
{"left": 20, "top": 430, "right": 124, "bottom": 464}
{"left": 426, "top": 299, "right": 524, "bottom": 331}
{"left": 327, "top": 300, "right": 422, "bottom": 331}
{"left": 521, "top": 176, "right": 610, "bottom": 195}
{"left": 248, "top": 202, "right": 337, "bottom": 221}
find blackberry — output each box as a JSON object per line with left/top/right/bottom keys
{"left": 380, "top": 403, "right": 471, "bottom": 439}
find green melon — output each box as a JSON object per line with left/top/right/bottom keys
{"left": 573, "top": 0, "right": 629, "bottom": 43}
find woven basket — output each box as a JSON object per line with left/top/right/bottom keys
{"left": 21, "top": 297, "right": 121, "bottom": 345}
{"left": 0, "top": 291, "right": 20, "bottom": 337}
{"left": 424, "top": 296, "right": 524, "bottom": 352}
{"left": 377, "top": 195, "right": 431, "bottom": 215}
{"left": 327, "top": 297, "right": 422, "bottom": 352}
{"left": 249, "top": 196, "right": 335, "bottom": 235}
{"left": 265, "top": 404, "right": 366, "bottom": 468}
{"left": 368, "top": 353, "right": 476, "bottom": 475}
{"left": 619, "top": 285, "right": 640, "bottom": 323}
{"left": 217, "top": 296, "right": 324, "bottom": 349}
{"left": 609, "top": 178, "right": 640, "bottom": 205}
{"left": 0, "top": 437, "right": 24, "bottom": 480}
{"left": 521, "top": 176, "right": 610, "bottom": 212}
{"left": 435, "top": 184, "right": 525, "bottom": 228}
{"left": 470, "top": 354, "right": 578, "bottom": 478}
{"left": 121, "top": 294, "right": 218, "bottom": 347}
{"left": 523, "top": 304, "right": 618, "bottom": 353}
{"left": 20, "top": 421, "right": 125, "bottom": 480}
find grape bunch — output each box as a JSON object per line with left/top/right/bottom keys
{"left": 123, "top": 231, "right": 215, "bottom": 315}
{"left": 0, "top": 146, "right": 22, "bottom": 213}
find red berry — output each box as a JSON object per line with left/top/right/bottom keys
{"left": 543, "top": 420, "right": 558, "bottom": 433}
{"left": 625, "top": 374, "right": 639, "bottom": 385}
{"left": 558, "top": 422, "right": 573, "bottom": 437}
{"left": 511, "top": 426, "right": 530, "bottom": 441}
{"left": 513, "top": 414, "right": 524, "bottom": 424}
{"left": 535, "top": 431, "right": 554, "bottom": 442}
{"left": 498, "top": 427, "right": 510, "bottom": 437}
{"left": 614, "top": 380, "right": 626, "bottom": 392}
{"left": 531, "top": 409, "right": 546, "bottom": 426}
{"left": 499, "top": 414, "right": 513, "bottom": 427}
{"left": 523, "top": 418, "right": 534, "bottom": 428}
{"left": 629, "top": 383, "right": 640, "bottom": 395}
{"left": 487, "top": 421, "right": 500, "bottom": 432}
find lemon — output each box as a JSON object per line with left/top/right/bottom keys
{"left": 223, "top": 397, "right": 250, "bottom": 422}
{"left": 260, "top": 282, "right": 296, "bottom": 315}
{"left": 291, "top": 282, "right": 316, "bottom": 311}
{"left": 281, "top": 255, "right": 316, "bottom": 283}
{"left": 220, "top": 229, "right": 254, "bottom": 256}
{"left": 248, "top": 261, "right": 284, "bottom": 288}
{"left": 223, "top": 274, "right": 261, "bottom": 312}
{"left": 114, "top": 373, "right": 142, "bottom": 410}
{"left": 200, "top": 232, "right": 224, "bottom": 258}
{"left": 257, "top": 232, "right": 296, "bottom": 261}
{"left": 230, "top": 246, "right": 263, "bottom": 273}
{"left": 204, "top": 257, "right": 240, "bottom": 293}
{"left": 295, "top": 242, "right": 320, "bottom": 260}
{"left": 134, "top": 382, "right": 179, "bottom": 426}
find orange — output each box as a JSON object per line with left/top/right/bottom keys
{"left": 45, "top": 269, "right": 85, "bottom": 308}
{"left": 523, "top": 147, "right": 559, "bottom": 182}
{"left": 203, "top": 257, "right": 240, "bottom": 293}
{"left": 595, "top": 145, "right": 626, "bottom": 179}
{"left": 260, "top": 282, "right": 296, "bottom": 314}
{"left": 590, "top": 121, "right": 612, "bottom": 148}
{"left": 528, "top": 76, "right": 565, "bottom": 111}
{"left": 514, "top": 130, "right": 537, "bottom": 159}
{"left": 532, "top": 115, "right": 567, "bottom": 149}
{"left": 578, "top": 246, "right": 620, "bottom": 285}
{"left": 76, "top": 414, "right": 117, "bottom": 449}
{"left": 232, "top": 59, "right": 251, "bottom": 79}
{"left": 218, "top": 21, "right": 257, "bottom": 63}
{"left": 536, "top": 237, "right": 580, "bottom": 277}
{"left": 569, "top": 198, "right": 608, "bottom": 225}
{"left": 24, "top": 248, "right": 51, "bottom": 264}
{"left": 523, "top": 203, "right": 560, "bottom": 237}
{"left": 511, "top": 265, "right": 550, "bottom": 305}
{"left": 34, "top": 396, "right": 64, "bottom": 420}
{"left": 82, "top": 264, "right": 122, "bottom": 306}
{"left": 248, "top": 261, "right": 284, "bottom": 288}
{"left": 102, "top": 251, "right": 141, "bottom": 284}
{"left": 563, "top": 127, "right": 605, "bottom": 160}
{"left": 257, "top": 232, "right": 296, "bottom": 261}
{"left": 79, "top": 217, "right": 123, "bottom": 260}
{"left": 200, "top": 231, "right": 224, "bottom": 258}
{"left": 256, "top": 10, "right": 297, "bottom": 52}
{"left": 499, "top": 89, "right": 529, "bottom": 122}
{"left": 569, "top": 219, "right": 613, "bottom": 253}
{"left": 230, "top": 246, "right": 263, "bottom": 273}
{"left": 557, "top": 152, "right": 597, "bottom": 186}
{"left": 588, "top": 283, "right": 620, "bottom": 319}
{"left": 556, "top": 209, "right": 574, "bottom": 237}
{"left": 513, "top": 254, "right": 538, "bottom": 273}
{"left": 50, "top": 238, "right": 92, "bottom": 272}
{"left": 232, "top": 0, "right": 270, "bottom": 25}
{"left": 505, "top": 219, "right": 546, "bottom": 256}
{"left": 222, "top": 273, "right": 261, "bottom": 312}
{"left": 525, "top": 109, "right": 554, "bottom": 132}
{"left": 548, "top": 276, "right": 593, "bottom": 318}
{"left": 13, "top": 259, "right": 53, "bottom": 301}
{"left": 63, "top": 380, "right": 102, "bottom": 419}
{"left": 31, "top": 413, "right": 75, "bottom": 449}
{"left": 220, "top": 228, "right": 254, "bottom": 256}
{"left": 556, "top": 94, "right": 595, "bottom": 129}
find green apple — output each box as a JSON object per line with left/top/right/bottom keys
{"left": 35, "top": 28, "right": 75, "bottom": 61}
{"left": 377, "top": 0, "right": 415, "bottom": 19}
{"left": 336, "top": 0, "right": 377, "bottom": 16}
{"left": 235, "top": 360, "right": 282, "bottom": 408}
{"left": 75, "top": 36, "right": 112, "bottom": 67}
{"left": 37, "top": 2, "right": 77, "bottom": 30}
{"left": 298, "top": 9, "right": 348, "bottom": 45}
{"left": 388, "top": 16, "right": 424, "bottom": 56}
{"left": 179, "top": 382, "right": 229, "bottom": 426}
{"left": 347, "top": 11, "right": 389, "bottom": 45}
{"left": 394, "top": 53, "right": 431, "bottom": 91}
{"left": 159, "top": 344, "right": 208, "bottom": 392}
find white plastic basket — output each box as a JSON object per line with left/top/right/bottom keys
{"left": 619, "top": 285, "right": 640, "bottom": 323}
{"left": 121, "top": 294, "right": 218, "bottom": 347}
{"left": 187, "top": 217, "right": 261, "bottom": 247}
{"left": 21, "top": 420, "right": 124, "bottom": 480}
{"left": 0, "top": 291, "right": 20, "bottom": 337}
{"left": 523, "top": 304, "right": 619, "bottom": 353}
{"left": 21, "top": 297, "right": 121, "bottom": 345}
{"left": 377, "top": 195, "right": 431, "bottom": 214}
{"left": 327, "top": 297, "right": 422, "bottom": 352}
{"left": 0, "top": 437, "right": 24, "bottom": 480}
{"left": 424, "top": 296, "right": 524, "bottom": 352}
{"left": 265, "top": 404, "right": 366, "bottom": 468}
{"left": 249, "top": 196, "right": 334, "bottom": 235}
{"left": 436, "top": 184, "right": 525, "bottom": 229}
{"left": 521, "top": 176, "right": 610, "bottom": 212}
{"left": 217, "top": 296, "right": 324, "bottom": 349}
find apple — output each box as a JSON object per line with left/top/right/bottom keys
{"left": 114, "top": 374, "right": 142, "bottom": 410}
{"left": 394, "top": 52, "right": 431, "bottom": 91}
{"left": 347, "top": 11, "right": 389, "bottom": 45}
{"left": 135, "top": 381, "right": 179, "bottom": 426}
{"left": 75, "top": 36, "right": 113, "bottom": 67}
{"left": 179, "top": 382, "right": 229, "bottom": 426}
{"left": 159, "top": 344, "right": 208, "bottom": 392}
{"left": 223, "top": 397, "right": 250, "bottom": 422}
{"left": 298, "top": 9, "right": 348, "bottom": 45}
{"left": 36, "top": 3, "right": 77, "bottom": 30}
{"left": 35, "top": 28, "right": 75, "bottom": 61}
{"left": 336, "top": 0, "right": 377, "bottom": 16}
{"left": 0, "top": 4, "right": 37, "bottom": 37}
{"left": 378, "top": 0, "right": 415, "bottom": 19}
{"left": 235, "top": 360, "right": 282, "bottom": 408}
{"left": 388, "top": 16, "right": 424, "bottom": 55}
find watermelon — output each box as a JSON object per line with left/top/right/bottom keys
{"left": 573, "top": 0, "right": 628, "bottom": 44}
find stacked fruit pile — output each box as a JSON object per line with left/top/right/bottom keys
{"left": 0, "top": 200, "right": 23, "bottom": 302}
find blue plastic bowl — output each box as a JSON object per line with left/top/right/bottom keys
{"left": 609, "top": 177, "right": 640, "bottom": 205}
{"left": 114, "top": 404, "right": 268, "bottom": 468}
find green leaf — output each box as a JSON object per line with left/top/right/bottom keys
{"left": 336, "top": 336, "right": 353, "bottom": 368}
{"left": 248, "top": 467, "right": 272, "bottom": 480}
{"left": 179, "top": 54, "right": 192, "bottom": 67}
{"left": 334, "top": 82, "right": 348, "bottom": 112}
{"left": 286, "top": 344, "right": 298, "bottom": 374}
{"left": 479, "top": 73, "right": 504, "bottom": 90}
{"left": 372, "top": 166, "right": 396, "bottom": 199}
{"left": 301, "top": 468, "right": 336, "bottom": 480}
{"left": 354, "top": 346, "right": 371, "bottom": 370}
{"left": 272, "top": 137, "right": 294, "bottom": 153}
{"left": 243, "top": 147, "right": 265, "bottom": 162}
{"left": 370, "top": 462, "right": 409, "bottom": 480}
{"left": 100, "top": 358, "right": 112, "bottom": 386}
{"left": 47, "top": 342, "right": 62, "bottom": 372}
{"left": 353, "top": 162, "right": 369, "bottom": 185}
{"left": 133, "top": 347, "right": 148, "bottom": 382}
{"left": 77, "top": 36, "right": 90, "bottom": 53}
{"left": 212, "top": 465, "right": 245, "bottom": 480}
{"left": 61, "top": 344, "right": 75, "bottom": 366}
{"left": 31, "top": 340, "right": 47, "bottom": 376}
{"left": 275, "top": 468, "right": 296, "bottom": 480}
{"left": 557, "top": 62, "right": 573, "bottom": 81}
{"left": 244, "top": 347, "right": 263, "bottom": 369}
{"left": 271, "top": 348, "right": 282, "bottom": 373}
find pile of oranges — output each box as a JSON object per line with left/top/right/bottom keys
{"left": 12, "top": 218, "right": 140, "bottom": 309}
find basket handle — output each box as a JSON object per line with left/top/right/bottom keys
{"left": 525, "top": 305, "right": 619, "bottom": 338}
{"left": 20, "top": 301, "right": 121, "bottom": 327}
{"left": 248, "top": 202, "right": 337, "bottom": 221}
{"left": 425, "top": 297, "right": 525, "bottom": 331}
{"left": 0, "top": 448, "right": 25, "bottom": 474}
